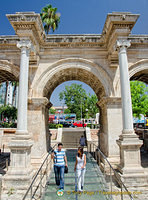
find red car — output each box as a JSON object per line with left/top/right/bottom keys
{"left": 73, "top": 121, "right": 87, "bottom": 127}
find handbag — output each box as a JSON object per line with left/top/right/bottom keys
{"left": 64, "top": 165, "right": 68, "bottom": 173}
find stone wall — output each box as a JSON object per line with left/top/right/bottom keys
{"left": 50, "top": 129, "right": 57, "bottom": 140}
{"left": 90, "top": 129, "right": 98, "bottom": 140}
{"left": 0, "top": 129, "right": 16, "bottom": 152}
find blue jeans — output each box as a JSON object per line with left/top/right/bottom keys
{"left": 54, "top": 165, "right": 65, "bottom": 189}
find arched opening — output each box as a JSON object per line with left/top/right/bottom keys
{"left": 0, "top": 60, "right": 19, "bottom": 124}
{"left": 29, "top": 58, "right": 121, "bottom": 166}
{"left": 129, "top": 60, "right": 148, "bottom": 168}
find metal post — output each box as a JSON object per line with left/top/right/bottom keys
{"left": 46, "top": 159, "right": 48, "bottom": 181}
{"left": 104, "top": 161, "right": 105, "bottom": 176}
{"left": 121, "top": 184, "right": 123, "bottom": 200}
{"left": 30, "top": 185, "right": 32, "bottom": 200}
{"left": 93, "top": 144, "right": 95, "bottom": 158}
{"left": 6, "top": 159, "right": 8, "bottom": 171}
{"left": 99, "top": 151, "right": 101, "bottom": 167}
{"left": 110, "top": 167, "right": 112, "bottom": 196}
{"left": 40, "top": 169, "right": 42, "bottom": 196}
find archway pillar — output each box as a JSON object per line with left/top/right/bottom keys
{"left": 28, "top": 97, "right": 52, "bottom": 169}
{"left": 1, "top": 39, "right": 34, "bottom": 199}
{"left": 97, "top": 96, "right": 122, "bottom": 167}
{"left": 116, "top": 40, "right": 146, "bottom": 187}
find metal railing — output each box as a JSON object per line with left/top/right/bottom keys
{"left": 88, "top": 142, "right": 133, "bottom": 200}
{"left": 22, "top": 144, "right": 58, "bottom": 200}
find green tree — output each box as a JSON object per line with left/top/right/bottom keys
{"left": 0, "top": 105, "right": 17, "bottom": 123}
{"left": 49, "top": 108, "right": 56, "bottom": 114}
{"left": 130, "top": 81, "right": 148, "bottom": 118}
{"left": 40, "top": 4, "right": 60, "bottom": 34}
{"left": 59, "top": 84, "right": 98, "bottom": 119}
{"left": 86, "top": 94, "right": 98, "bottom": 118}
{"left": 64, "top": 108, "right": 71, "bottom": 114}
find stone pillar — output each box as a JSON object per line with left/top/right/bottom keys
{"left": 97, "top": 97, "right": 122, "bottom": 167}
{"left": 116, "top": 40, "right": 133, "bottom": 132}
{"left": 2, "top": 39, "right": 34, "bottom": 199}
{"left": 16, "top": 40, "right": 32, "bottom": 134}
{"left": 28, "top": 97, "right": 52, "bottom": 169}
{"left": 116, "top": 40, "right": 145, "bottom": 187}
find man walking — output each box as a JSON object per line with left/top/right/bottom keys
{"left": 51, "top": 143, "right": 68, "bottom": 190}
{"left": 79, "top": 135, "right": 86, "bottom": 147}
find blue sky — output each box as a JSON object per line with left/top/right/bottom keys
{"left": 0, "top": 0, "right": 148, "bottom": 106}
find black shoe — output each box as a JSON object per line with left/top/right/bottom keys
{"left": 81, "top": 186, "right": 83, "bottom": 190}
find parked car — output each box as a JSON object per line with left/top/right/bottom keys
{"left": 73, "top": 121, "right": 87, "bottom": 127}
{"left": 58, "top": 121, "right": 72, "bottom": 128}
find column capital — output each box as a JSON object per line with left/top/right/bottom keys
{"left": 17, "top": 39, "right": 32, "bottom": 49}
{"left": 116, "top": 40, "right": 131, "bottom": 51}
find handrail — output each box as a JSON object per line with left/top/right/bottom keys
{"left": 22, "top": 143, "right": 58, "bottom": 200}
{"left": 88, "top": 142, "right": 133, "bottom": 200}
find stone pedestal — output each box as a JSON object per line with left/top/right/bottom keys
{"left": 1, "top": 135, "right": 34, "bottom": 200}
{"left": 116, "top": 132, "right": 147, "bottom": 188}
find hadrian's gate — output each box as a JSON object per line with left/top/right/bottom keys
{"left": 0, "top": 11, "right": 148, "bottom": 194}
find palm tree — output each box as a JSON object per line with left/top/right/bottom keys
{"left": 40, "top": 4, "right": 60, "bottom": 34}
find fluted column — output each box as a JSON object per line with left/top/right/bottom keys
{"left": 16, "top": 39, "right": 32, "bottom": 134}
{"left": 116, "top": 40, "right": 134, "bottom": 134}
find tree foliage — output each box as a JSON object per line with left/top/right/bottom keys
{"left": 0, "top": 105, "right": 17, "bottom": 122}
{"left": 130, "top": 81, "right": 148, "bottom": 118}
{"left": 59, "top": 84, "right": 98, "bottom": 119}
{"left": 49, "top": 108, "right": 56, "bottom": 114}
{"left": 40, "top": 4, "right": 60, "bottom": 34}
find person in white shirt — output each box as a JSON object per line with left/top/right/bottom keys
{"left": 74, "top": 147, "right": 86, "bottom": 192}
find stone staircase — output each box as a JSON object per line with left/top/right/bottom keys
{"left": 41, "top": 149, "right": 113, "bottom": 200}
{"left": 62, "top": 128, "right": 86, "bottom": 148}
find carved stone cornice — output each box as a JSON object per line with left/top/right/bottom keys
{"left": 28, "top": 97, "right": 50, "bottom": 110}
{"left": 101, "top": 12, "right": 139, "bottom": 56}
{"left": 97, "top": 97, "right": 122, "bottom": 108}
{"left": 6, "top": 12, "right": 46, "bottom": 47}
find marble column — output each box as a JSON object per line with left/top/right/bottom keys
{"left": 2, "top": 39, "right": 34, "bottom": 199}
{"left": 116, "top": 40, "right": 145, "bottom": 187}
{"left": 16, "top": 39, "right": 32, "bottom": 135}
{"left": 116, "top": 40, "right": 134, "bottom": 133}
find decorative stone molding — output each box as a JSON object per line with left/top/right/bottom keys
{"left": 97, "top": 97, "right": 122, "bottom": 108}
{"left": 28, "top": 97, "right": 51, "bottom": 110}
{"left": 7, "top": 12, "right": 45, "bottom": 45}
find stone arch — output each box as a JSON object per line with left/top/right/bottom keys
{"left": 0, "top": 60, "right": 19, "bottom": 82}
{"left": 129, "top": 59, "right": 148, "bottom": 84}
{"left": 31, "top": 58, "right": 114, "bottom": 100}
{"left": 28, "top": 58, "right": 122, "bottom": 163}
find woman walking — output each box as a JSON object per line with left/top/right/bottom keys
{"left": 74, "top": 147, "right": 86, "bottom": 192}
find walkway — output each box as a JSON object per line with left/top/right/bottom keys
{"left": 41, "top": 149, "right": 113, "bottom": 200}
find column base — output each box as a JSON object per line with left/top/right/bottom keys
{"left": 116, "top": 132, "right": 147, "bottom": 188}
{"left": 1, "top": 132, "right": 34, "bottom": 200}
